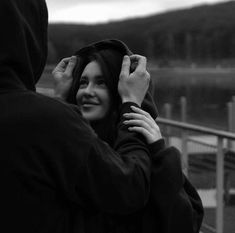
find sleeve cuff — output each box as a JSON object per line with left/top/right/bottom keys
{"left": 119, "top": 102, "right": 140, "bottom": 116}
{"left": 148, "top": 138, "right": 165, "bottom": 154}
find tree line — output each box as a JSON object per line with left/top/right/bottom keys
{"left": 47, "top": 1, "right": 235, "bottom": 65}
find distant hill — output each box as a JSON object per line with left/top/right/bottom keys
{"left": 48, "top": 1, "right": 235, "bottom": 65}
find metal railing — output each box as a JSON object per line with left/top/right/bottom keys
{"left": 156, "top": 117, "right": 235, "bottom": 233}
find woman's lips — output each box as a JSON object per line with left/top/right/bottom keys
{"left": 82, "top": 101, "right": 99, "bottom": 107}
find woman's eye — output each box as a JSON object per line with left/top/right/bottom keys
{"left": 96, "top": 78, "right": 106, "bottom": 86}
{"left": 79, "top": 79, "right": 88, "bottom": 87}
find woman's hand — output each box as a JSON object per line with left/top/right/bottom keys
{"left": 118, "top": 55, "right": 150, "bottom": 106}
{"left": 52, "top": 56, "right": 77, "bottom": 100}
{"left": 123, "top": 105, "right": 162, "bottom": 144}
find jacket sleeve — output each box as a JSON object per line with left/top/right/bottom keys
{"left": 145, "top": 139, "right": 204, "bottom": 233}
{"left": 50, "top": 101, "right": 151, "bottom": 215}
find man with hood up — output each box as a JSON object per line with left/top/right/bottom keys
{"left": 0, "top": 0, "right": 152, "bottom": 232}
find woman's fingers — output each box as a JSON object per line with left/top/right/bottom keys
{"left": 120, "top": 55, "right": 131, "bottom": 79}
{"left": 123, "top": 112, "right": 153, "bottom": 127}
{"left": 130, "top": 105, "right": 150, "bottom": 117}
{"left": 52, "top": 56, "right": 77, "bottom": 100}
{"left": 127, "top": 123, "right": 159, "bottom": 144}
{"left": 64, "top": 56, "right": 77, "bottom": 76}
{"left": 118, "top": 55, "right": 150, "bottom": 106}
{"left": 52, "top": 56, "right": 77, "bottom": 77}
{"left": 124, "top": 119, "right": 152, "bottom": 132}
{"left": 123, "top": 106, "right": 162, "bottom": 144}
{"left": 52, "top": 57, "right": 70, "bottom": 74}
{"left": 129, "top": 55, "right": 147, "bottom": 72}
{"left": 128, "top": 126, "right": 152, "bottom": 139}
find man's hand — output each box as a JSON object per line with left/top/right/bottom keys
{"left": 118, "top": 55, "right": 150, "bottom": 106}
{"left": 52, "top": 56, "right": 77, "bottom": 100}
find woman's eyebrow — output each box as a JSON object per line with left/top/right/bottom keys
{"left": 80, "top": 75, "right": 87, "bottom": 80}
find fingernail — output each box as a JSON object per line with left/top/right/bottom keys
{"left": 131, "top": 106, "right": 139, "bottom": 110}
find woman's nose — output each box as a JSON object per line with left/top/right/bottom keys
{"left": 84, "top": 83, "right": 95, "bottom": 96}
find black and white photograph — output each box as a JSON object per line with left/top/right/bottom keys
{"left": 1, "top": 0, "right": 234, "bottom": 233}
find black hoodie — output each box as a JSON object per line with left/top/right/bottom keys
{"left": 0, "top": 1, "right": 152, "bottom": 232}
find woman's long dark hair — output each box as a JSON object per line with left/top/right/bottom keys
{"left": 66, "top": 48, "right": 124, "bottom": 146}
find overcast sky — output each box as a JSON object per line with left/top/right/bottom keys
{"left": 46, "top": 0, "right": 230, "bottom": 24}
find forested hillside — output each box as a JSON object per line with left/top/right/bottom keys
{"left": 47, "top": 1, "right": 235, "bottom": 65}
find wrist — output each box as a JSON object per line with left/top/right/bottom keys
{"left": 147, "top": 134, "right": 162, "bottom": 144}
{"left": 121, "top": 97, "right": 141, "bottom": 106}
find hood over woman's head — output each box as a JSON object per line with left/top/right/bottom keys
{"left": 0, "top": 0, "right": 48, "bottom": 91}
{"left": 67, "top": 39, "right": 158, "bottom": 120}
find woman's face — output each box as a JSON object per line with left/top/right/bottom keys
{"left": 76, "top": 61, "right": 111, "bottom": 122}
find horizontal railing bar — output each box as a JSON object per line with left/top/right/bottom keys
{"left": 157, "top": 117, "right": 235, "bottom": 140}
{"left": 187, "top": 138, "right": 217, "bottom": 148}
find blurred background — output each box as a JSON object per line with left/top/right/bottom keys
{"left": 38, "top": 1, "right": 235, "bottom": 232}
{"left": 41, "top": 0, "right": 235, "bottom": 129}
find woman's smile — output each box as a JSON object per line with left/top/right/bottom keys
{"left": 81, "top": 99, "right": 99, "bottom": 106}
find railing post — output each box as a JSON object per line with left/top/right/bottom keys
{"left": 164, "top": 103, "right": 172, "bottom": 146}
{"left": 181, "top": 131, "right": 188, "bottom": 176}
{"left": 216, "top": 136, "right": 224, "bottom": 233}
{"left": 180, "top": 96, "right": 187, "bottom": 122}
{"left": 181, "top": 97, "right": 188, "bottom": 176}
{"left": 228, "top": 97, "right": 235, "bottom": 150}
{"left": 227, "top": 101, "right": 232, "bottom": 150}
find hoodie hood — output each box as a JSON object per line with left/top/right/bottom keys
{"left": 75, "top": 39, "right": 133, "bottom": 59}
{"left": 70, "top": 39, "right": 158, "bottom": 119}
{"left": 0, "top": 0, "right": 48, "bottom": 91}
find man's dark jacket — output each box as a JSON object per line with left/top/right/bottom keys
{"left": 0, "top": 1, "right": 152, "bottom": 232}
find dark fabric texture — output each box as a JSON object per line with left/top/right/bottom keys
{"left": 100, "top": 140, "right": 204, "bottom": 233}
{"left": 142, "top": 142, "right": 204, "bottom": 233}
{"left": 0, "top": 1, "right": 152, "bottom": 232}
